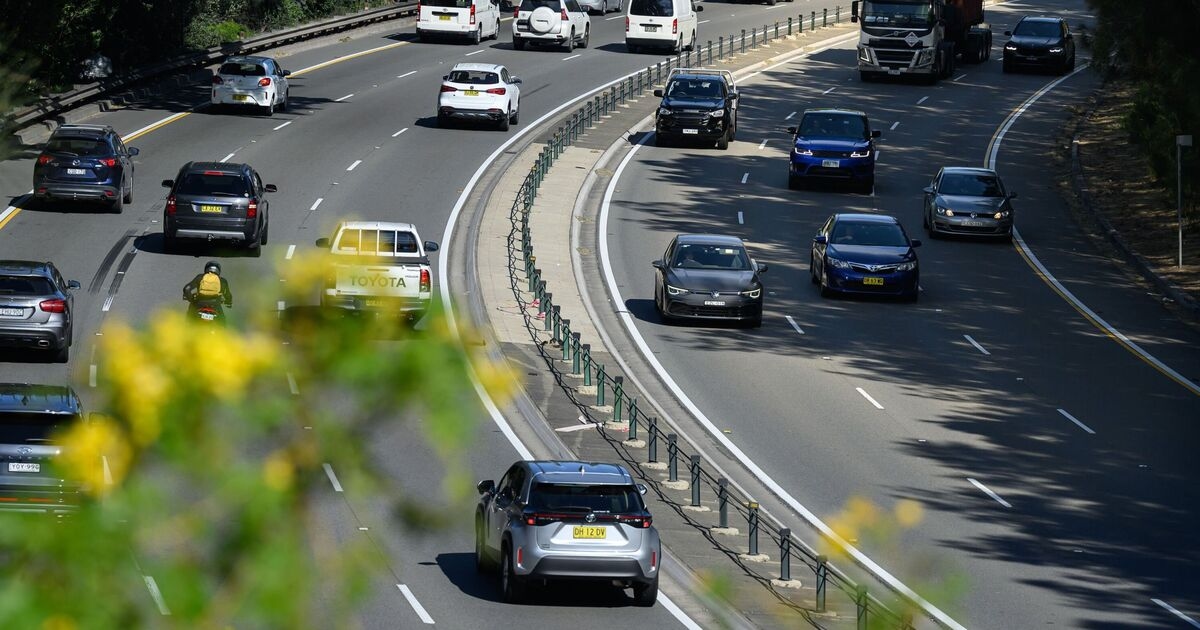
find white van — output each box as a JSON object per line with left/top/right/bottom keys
{"left": 625, "top": 0, "right": 702, "bottom": 54}
{"left": 416, "top": 0, "right": 503, "bottom": 44}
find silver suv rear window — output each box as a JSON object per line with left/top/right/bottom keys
{"left": 520, "top": 0, "right": 560, "bottom": 10}
{"left": 177, "top": 173, "right": 250, "bottom": 197}
{"left": 0, "top": 276, "right": 54, "bottom": 296}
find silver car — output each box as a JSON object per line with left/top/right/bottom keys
{"left": 475, "top": 460, "right": 661, "bottom": 605}
{"left": 0, "top": 261, "right": 79, "bottom": 362}
{"left": 922, "top": 166, "right": 1017, "bottom": 240}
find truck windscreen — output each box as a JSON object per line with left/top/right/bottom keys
{"left": 862, "top": 1, "right": 934, "bottom": 28}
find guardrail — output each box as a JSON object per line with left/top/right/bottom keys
{"left": 504, "top": 9, "right": 919, "bottom": 629}
{"left": 2, "top": 2, "right": 418, "bottom": 136}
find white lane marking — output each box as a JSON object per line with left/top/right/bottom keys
{"left": 856, "top": 387, "right": 884, "bottom": 410}
{"left": 392, "top": 127, "right": 410, "bottom": 137}
{"left": 335, "top": 93, "right": 354, "bottom": 102}
{"left": 1153, "top": 599, "right": 1200, "bottom": 628}
{"left": 287, "top": 372, "right": 300, "bottom": 396}
{"left": 398, "top": 70, "right": 417, "bottom": 78}
{"left": 396, "top": 585, "right": 435, "bottom": 624}
{"left": 953, "top": 73, "right": 967, "bottom": 81}
{"left": 102, "top": 295, "right": 114, "bottom": 312}
{"left": 822, "top": 86, "right": 836, "bottom": 94}
{"left": 988, "top": 64, "right": 1199, "bottom": 398}
{"left": 916, "top": 95, "right": 929, "bottom": 105}
{"left": 968, "top": 477, "right": 1012, "bottom": 508}
{"left": 785, "top": 316, "right": 805, "bottom": 335}
{"left": 963, "top": 334, "right": 990, "bottom": 355}
{"left": 277, "top": 300, "right": 286, "bottom": 312}
{"left": 220, "top": 152, "right": 236, "bottom": 162}
{"left": 740, "top": 172, "right": 749, "bottom": 184}
{"left": 563, "top": 54, "right": 582, "bottom": 61}
{"left": 465, "top": 50, "right": 485, "bottom": 56}
{"left": 310, "top": 198, "right": 324, "bottom": 211}
{"left": 889, "top": 121, "right": 900, "bottom": 130}
{"left": 323, "top": 463, "right": 344, "bottom": 492}
{"left": 605, "top": 14, "right": 625, "bottom": 20}
{"left": 102, "top": 455, "right": 113, "bottom": 486}
{"left": 875, "top": 150, "right": 881, "bottom": 162}
{"left": 144, "top": 576, "right": 171, "bottom": 615}
{"left": 785, "top": 111, "right": 796, "bottom": 120}
{"left": 89, "top": 364, "right": 98, "bottom": 387}
{"left": 698, "top": 19, "right": 710, "bottom": 24}
{"left": 1058, "top": 408, "right": 1095, "bottom": 435}
{"left": 347, "top": 160, "right": 362, "bottom": 171}
{"left": 273, "top": 121, "right": 292, "bottom": 131}
{"left": 758, "top": 139, "right": 767, "bottom": 149}
{"left": 736, "top": 211, "right": 744, "bottom": 224}
{"left": 285, "top": 244, "right": 296, "bottom": 260}
{"left": 555, "top": 423, "right": 595, "bottom": 432}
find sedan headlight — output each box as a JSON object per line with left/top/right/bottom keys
{"left": 1049, "top": 47, "right": 1064, "bottom": 54}
{"left": 657, "top": 107, "right": 673, "bottom": 117}
{"left": 935, "top": 205, "right": 955, "bottom": 217}
{"left": 666, "top": 284, "right": 687, "bottom": 296}
{"left": 794, "top": 147, "right": 814, "bottom": 156}
{"left": 825, "top": 256, "right": 851, "bottom": 269}
{"left": 1004, "top": 43, "right": 1017, "bottom": 51}
{"left": 708, "top": 109, "right": 724, "bottom": 118}
{"left": 850, "top": 148, "right": 871, "bottom": 158}
{"left": 896, "top": 261, "right": 917, "bottom": 271}
{"left": 994, "top": 210, "right": 1011, "bottom": 219}
{"left": 740, "top": 288, "right": 761, "bottom": 298}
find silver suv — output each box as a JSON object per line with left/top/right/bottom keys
{"left": 0, "top": 261, "right": 79, "bottom": 362}
{"left": 475, "top": 460, "right": 661, "bottom": 605}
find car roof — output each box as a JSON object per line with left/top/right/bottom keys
{"left": 803, "top": 108, "right": 867, "bottom": 117}
{"left": 0, "top": 384, "right": 82, "bottom": 415}
{"left": 0, "top": 261, "right": 53, "bottom": 276}
{"left": 834, "top": 213, "right": 900, "bottom": 224}
{"left": 1019, "top": 16, "right": 1065, "bottom": 24}
{"left": 670, "top": 72, "right": 724, "bottom": 81}
{"left": 676, "top": 233, "right": 745, "bottom": 247}
{"left": 338, "top": 220, "right": 418, "bottom": 232}
{"left": 180, "top": 161, "right": 247, "bottom": 175}
{"left": 222, "top": 55, "right": 274, "bottom": 65}
{"left": 526, "top": 461, "right": 634, "bottom": 485}
{"left": 450, "top": 62, "right": 505, "bottom": 73}
{"left": 941, "top": 166, "right": 998, "bottom": 176}
{"left": 52, "top": 124, "right": 115, "bottom": 138}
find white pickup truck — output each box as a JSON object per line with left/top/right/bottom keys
{"left": 315, "top": 221, "right": 439, "bottom": 319}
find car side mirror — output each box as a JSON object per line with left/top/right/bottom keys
{"left": 1008, "top": 191, "right": 1018, "bottom": 199}
{"left": 813, "top": 235, "right": 828, "bottom": 245}
{"left": 511, "top": 77, "right": 522, "bottom": 84}
{"left": 443, "top": 75, "right": 449, "bottom": 80}
{"left": 871, "top": 129, "right": 881, "bottom": 138}
{"left": 282, "top": 69, "right": 292, "bottom": 77}
{"left": 651, "top": 260, "right": 664, "bottom": 269}
{"left": 637, "top": 483, "right": 648, "bottom": 495}
{"left": 727, "top": 92, "right": 738, "bottom": 100}
{"left": 910, "top": 239, "right": 923, "bottom": 248}
{"left": 67, "top": 280, "right": 81, "bottom": 290}
{"left": 786, "top": 126, "right": 797, "bottom": 134}
{"left": 424, "top": 240, "right": 439, "bottom": 252}
{"left": 128, "top": 147, "right": 140, "bottom": 156}
{"left": 695, "top": 4, "right": 703, "bottom": 10}
{"left": 315, "top": 237, "right": 331, "bottom": 248}
{"left": 1004, "top": 30, "right": 1012, "bottom": 36}
{"left": 265, "top": 184, "right": 278, "bottom": 193}
{"left": 477, "top": 479, "right": 496, "bottom": 495}
{"left": 756, "top": 262, "right": 768, "bottom": 273}
{"left": 653, "top": 89, "right": 664, "bottom": 98}
{"left": 922, "top": 186, "right": 934, "bottom": 195}
{"left": 161, "top": 179, "right": 174, "bottom": 188}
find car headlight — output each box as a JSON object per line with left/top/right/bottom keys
{"left": 935, "top": 205, "right": 954, "bottom": 217}
{"left": 917, "top": 48, "right": 935, "bottom": 64}
{"left": 896, "top": 261, "right": 917, "bottom": 271}
{"left": 826, "top": 256, "right": 851, "bottom": 269}
{"left": 1049, "top": 47, "right": 1064, "bottom": 54}
{"left": 666, "top": 284, "right": 687, "bottom": 296}
{"left": 850, "top": 148, "right": 871, "bottom": 158}
{"left": 740, "top": 288, "right": 761, "bottom": 298}
{"left": 794, "top": 147, "right": 813, "bottom": 156}
{"left": 658, "top": 107, "right": 673, "bottom": 117}
{"left": 708, "top": 109, "right": 724, "bottom": 118}
{"left": 994, "top": 210, "right": 1011, "bottom": 219}
{"left": 1004, "top": 43, "right": 1017, "bottom": 51}
{"left": 857, "top": 47, "right": 871, "bottom": 63}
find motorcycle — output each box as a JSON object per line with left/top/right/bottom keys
{"left": 184, "top": 294, "right": 229, "bottom": 327}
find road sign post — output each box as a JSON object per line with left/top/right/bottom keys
{"left": 1178, "top": 135, "right": 1193, "bottom": 268}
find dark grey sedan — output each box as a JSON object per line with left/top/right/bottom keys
{"left": 922, "top": 167, "right": 1017, "bottom": 240}
{"left": 652, "top": 234, "right": 766, "bottom": 327}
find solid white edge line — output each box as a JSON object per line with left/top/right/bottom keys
{"left": 273, "top": 121, "right": 292, "bottom": 131}
{"left": 310, "top": 198, "right": 324, "bottom": 211}
{"left": 987, "top": 63, "right": 1200, "bottom": 398}
{"left": 563, "top": 54, "right": 582, "bottom": 61}
{"left": 347, "top": 159, "right": 362, "bottom": 171}
{"left": 286, "top": 372, "right": 300, "bottom": 396}
{"left": 322, "top": 463, "right": 344, "bottom": 492}
{"left": 143, "top": 575, "right": 171, "bottom": 615}
{"left": 335, "top": 93, "right": 354, "bottom": 102}
{"left": 285, "top": 244, "right": 296, "bottom": 260}
{"left": 659, "top": 593, "right": 704, "bottom": 630}
{"left": 220, "top": 152, "right": 236, "bottom": 162}
{"left": 757, "top": 139, "right": 767, "bottom": 149}
{"left": 397, "top": 584, "right": 436, "bottom": 624}
{"left": 963, "top": 334, "right": 990, "bottom": 356}
{"left": 1057, "top": 408, "right": 1095, "bottom": 435}
{"left": 785, "top": 315, "right": 804, "bottom": 335}
{"left": 855, "top": 386, "right": 884, "bottom": 410}
{"left": 1152, "top": 598, "right": 1200, "bottom": 628}
{"left": 598, "top": 128, "right": 967, "bottom": 630}
{"left": 968, "top": 477, "right": 1012, "bottom": 508}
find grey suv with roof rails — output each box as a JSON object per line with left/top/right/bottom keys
{"left": 32, "top": 124, "right": 138, "bottom": 213}
{"left": 161, "top": 161, "right": 276, "bottom": 255}
{"left": 476, "top": 460, "right": 661, "bottom": 605}
{"left": 0, "top": 261, "right": 79, "bottom": 362}
{"left": 0, "top": 383, "right": 85, "bottom": 513}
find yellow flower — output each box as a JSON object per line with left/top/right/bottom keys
{"left": 894, "top": 499, "right": 924, "bottom": 528}
{"left": 262, "top": 450, "right": 295, "bottom": 491}
{"left": 473, "top": 355, "right": 519, "bottom": 404}
{"left": 56, "top": 417, "right": 131, "bottom": 496}
{"left": 41, "top": 615, "right": 77, "bottom": 630}
{"left": 99, "top": 322, "right": 169, "bottom": 445}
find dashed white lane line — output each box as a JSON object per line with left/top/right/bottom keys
{"left": 397, "top": 584, "right": 435, "bottom": 624}
{"left": 335, "top": 93, "right": 354, "bottom": 102}
{"left": 102, "top": 295, "right": 114, "bottom": 312}
{"left": 555, "top": 423, "right": 595, "bottom": 432}
{"left": 310, "top": 198, "right": 324, "bottom": 211}
{"left": 785, "top": 111, "right": 796, "bottom": 120}
{"left": 698, "top": 18, "right": 710, "bottom": 24}
{"left": 144, "top": 575, "right": 171, "bottom": 615}
{"left": 785, "top": 315, "right": 805, "bottom": 335}
{"left": 465, "top": 49, "right": 484, "bottom": 56}
{"left": 323, "top": 463, "right": 344, "bottom": 492}
{"left": 277, "top": 300, "right": 286, "bottom": 312}
{"left": 875, "top": 150, "right": 882, "bottom": 162}
{"left": 856, "top": 387, "right": 884, "bottom": 410}
{"left": 220, "top": 152, "right": 236, "bottom": 162}
{"left": 398, "top": 70, "right": 417, "bottom": 78}
{"left": 605, "top": 14, "right": 625, "bottom": 20}
{"left": 917, "top": 95, "right": 929, "bottom": 105}
{"left": 1058, "top": 408, "right": 1095, "bottom": 435}
{"left": 273, "top": 121, "right": 292, "bottom": 131}
{"left": 1152, "top": 599, "right": 1200, "bottom": 628}
{"left": 740, "top": 172, "right": 749, "bottom": 184}
{"left": 890, "top": 121, "right": 900, "bottom": 131}
{"left": 563, "top": 54, "right": 582, "bottom": 61}
{"left": 822, "top": 86, "right": 836, "bottom": 94}
{"left": 89, "top": 364, "right": 97, "bottom": 388}
{"left": 963, "top": 334, "right": 990, "bottom": 355}
{"left": 285, "top": 244, "right": 296, "bottom": 260}
{"left": 737, "top": 210, "right": 744, "bottom": 224}
{"left": 347, "top": 160, "right": 362, "bottom": 171}
{"left": 953, "top": 73, "right": 967, "bottom": 81}
{"left": 968, "top": 477, "right": 1012, "bottom": 508}
{"left": 287, "top": 372, "right": 300, "bottom": 396}
{"left": 392, "top": 127, "right": 409, "bottom": 137}
{"left": 758, "top": 139, "right": 767, "bottom": 149}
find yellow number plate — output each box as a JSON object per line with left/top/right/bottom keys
{"left": 572, "top": 526, "right": 606, "bottom": 539}
{"left": 463, "top": 89, "right": 480, "bottom": 96}
{"left": 863, "top": 277, "right": 884, "bottom": 286}
{"left": 199, "top": 205, "right": 224, "bottom": 213}
{"left": 233, "top": 94, "right": 250, "bottom": 102}
{"left": 439, "top": 14, "right": 451, "bottom": 20}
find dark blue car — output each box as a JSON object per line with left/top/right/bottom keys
{"left": 787, "top": 108, "right": 879, "bottom": 193}
{"left": 810, "top": 213, "right": 921, "bottom": 301}
{"left": 32, "top": 124, "right": 138, "bottom": 213}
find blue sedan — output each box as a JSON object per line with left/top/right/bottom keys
{"left": 810, "top": 213, "right": 921, "bottom": 301}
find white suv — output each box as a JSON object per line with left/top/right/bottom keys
{"left": 437, "top": 63, "right": 523, "bottom": 130}
{"left": 512, "top": 0, "right": 591, "bottom": 51}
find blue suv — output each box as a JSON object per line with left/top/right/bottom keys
{"left": 33, "top": 124, "right": 138, "bottom": 213}
{"left": 786, "top": 108, "right": 879, "bottom": 193}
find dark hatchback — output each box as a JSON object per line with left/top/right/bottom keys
{"left": 0, "top": 261, "right": 79, "bottom": 362}
{"left": 1003, "top": 16, "right": 1076, "bottom": 74}
{"left": 810, "top": 213, "right": 921, "bottom": 301}
{"left": 162, "top": 162, "right": 276, "bottom": 255}
{"left": 0, "top": 384, "right": 84, "bottom": 514}
{"left": 652, "top": 234, "right": 766, "bottom": 327}
{"left": 32, "top": 124, "right": 139, "bottom": 213}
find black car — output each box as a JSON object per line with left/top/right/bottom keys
{"left": 653, "top": 71, "right": 738, "bottom": 150}
{"left": 1003, "top": 16, "right": 1076, "bottom": 74}
{"left": 161, "top": 162, "right": 276, "bottom": 255}
{"left": 652, "top": 234, "right": 766, "bottom": 327}
{"left": 32, "top": 124, "right": 139, "bottom": 213}
{"left": 0, "top": 383, "right": 84, "bottom": 513}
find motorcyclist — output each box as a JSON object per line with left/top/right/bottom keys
{"left": 183, "top": 260, "right": 233, "bottom": 311}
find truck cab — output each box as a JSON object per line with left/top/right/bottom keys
{"left": 652, "top": 68, "right": 739, "bottom": 150}
{"left": 315, "top": 221, "right": 440, "bottom": 321}
{"left": 850, "top": 0, "right": 991, "bottom": 83}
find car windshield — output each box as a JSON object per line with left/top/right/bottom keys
{"left": 334, "top": 229, "right": 420, "bottom": 255}
{"left": 630, "top": 0, "right": 673, "bottom": 17}
{"left": 448, "top": 70, "right": 500, "bottom": 84}
{"left": 425, "top": 0, "right": 472, "bottom": 6}
{"left": 0, "top": 276, "right": 54, "bottom": 296}
{"left": 219, "top": 62, "right": 267, "bottom": 76}
{"left": 0, "top": 412, "right": 72, "bottom": 444}
{"left": 940, "top": 173, "right": 1004, "bottom": 197}
{"left": 861, "top": 1, "right": 934, "bottom": 28}
{"left": 520, "top": 0, "right": 559, "bottom": 9}
{"left": 1013, "top": 20, "right": 1061, "bottom": 38}
{"left": 830, "top": 222, "right": 909, "bottom": 247}
{"left": 177, "top": 173, "right": 250, "bottom": 197}
{"left": 528, "top": 483, "right": 643, "bottom": 513}
{"left": 672, "top": 243, "right": 751, "bottom": 270}
{"left": 45, "top": 137, "right": 109, "bottom": 157}
{"left": 666, "top": 78, "right": 723, "bottom": 99}
{"left": 798, "top": 114, "right": 867, "bottom": 139}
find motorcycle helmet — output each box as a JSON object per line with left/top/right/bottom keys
{"left": 205, "top": 261, "right": 221, "bottom": 275}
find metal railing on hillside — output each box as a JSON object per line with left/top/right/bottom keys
{"left": 504, "top": 9, "right": 918, "bottom": 630}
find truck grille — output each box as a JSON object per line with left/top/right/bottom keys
{"left": 875, "top": 49, "right": 915, "bottom": 67}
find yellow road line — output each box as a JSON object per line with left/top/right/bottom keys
{"left": 291, "top": 40, "right": 409, "bottom": 77}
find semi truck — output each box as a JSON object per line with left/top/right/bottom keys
{"left": 850, "top": 0, "right": 991, "bottom": 83}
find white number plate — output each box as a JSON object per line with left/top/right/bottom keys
{"left": 703, "top": 300, "right": 726, "bottom": 306}
{"left": 961, "top": 220, "right": 985, "bottom": 227}
{"left": 645, "top": 25, "right": 659, "bottom": 31}
{"left": 67, "top": 168, "right": 88, "bottom": 175}
{"left": 0, "top": 307, "right": 23, "bottom": 317}
{"left": 681, "top": 129, "right": 699, "bottom": 135}
{"left": 888, "top": 69, "right": 901, "bottom": 75}
{"left": 8, "top": 462, "right": 40, "bottom": 473}
{"left": 199, "top": 311, "right": 216, "bottom": 321}
{"left": 822, "top": 159, "right": 840, "bottom": 168}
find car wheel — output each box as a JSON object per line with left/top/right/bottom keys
{"left": 475, "top": 517, "right": 493, "bottom": 573}
{"left": 810, "top": 255, "right": 819, "bottom": 284}
{"left": 859, "top": 176, "right": 874, "bottom": 195}
{"left": 472, "top": 27, "right": 482, "bottom": 45}
{"left": 633, "top": 578, "right": 658, "bottom": 607}
{"left": 280, "top": 88, "right": 289, "bottom": 111}
{"left": 260, "top": 220, "right": 269, "bottom": 246}
{"left": 654, "top": 133, "right": 669, "bottom": 147}
{"left": 787, "top": 174, "right": 801, "bottom": 190}
{"left": 687, "top": 31, "right": 695, "bottom": 52}
{"left": 262, "top": 99, "right": 274, "bottom": 117}
{"left": 579, "top": 26, "right": 589, "bottom": 48}
{"left": 494, "top": 19, "right": 501, "bottom": 39}
{"left": 123, "top": 180, "right": 133, "bottom": 204}
{"left": 818, "top": 267, "right": 833, "bottom": 297}
{"left": 746, "top": 315, "right": 763, "bottom": 329}
{"left": 498, "top": 109, "right": 511, "bottom": 132}
{"left": 509, "top": 107, "right": 519, "bottom": 125}
{"left": 655, "top": 294, "right": 675, "bottom": 324}
{"left": 500, "top": 546, "right": 526, "bottom": 603}
{"left": 513, "top": 36, "right": 525, "bottom": 50}
{"left": 109, "top": 195, "right": 123, "bottom": 214}
{"left": 564, "top": 28, "right": 575, "bottom": 52}
{"left": 51, "top": 342, "right": 69, "bottom": 364}
{"left": 1002, "top": 58, "right": 1012, "bottom": 73}
{"left": 247, "top": 237, "right": 262, "bottom": 257}
{"left": 673, "top": 35, "right": 682, "bottom": 55}
{"left": 163, "top": 232, "right": 178, "bottom": 254}
{"left": 716, "top": 132, "right": 728, "bottom": 150}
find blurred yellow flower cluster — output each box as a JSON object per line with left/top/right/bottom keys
{"left": 823, "top": 496, "right": 924, "bottom": 561}
{"left": 56, "top": 415, "right": 130, "bottom": 496}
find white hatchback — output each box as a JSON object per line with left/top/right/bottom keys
{"left": 210, "top": 56, "right": 291, "bottom": 116}
{"left": 437, "top": 63, "right": 522, "bottom": 131}
{"left": 417, "top": 0, "right": 503, "bottom": 44}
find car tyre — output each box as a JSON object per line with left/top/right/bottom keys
{"left": 52, "top": 342, "right": 70, "bottom": 364}
{"left": 1002, "top": 58, "right": 1012, "bottom": 73}
{"left": 280, "top": 88, "right": 289, "bottom": 111}
{"left": 501, "top": 546, "right": 526, "bottom": 603}
{"left": 498, "top": 109, "right": 511, "bottom": 132}
{"left": 109, "top": 195, "right": 123, "bottom": 214}
{"left": 633, "top": 578, "right": 659, "bottom": 607}
{"left": 580, "top": 26, "right": 589, "bottom": 48}
{"left": 260, "top": 220, "right": 269, "bottom": 246}
{"left": 493, "top": 20, "right": 501, "bottom": 39}
{"left": 673, "top": 35, "right": 682, "bottom": 55}
{"left": 509, "top": 107, "right": 520, "bottom": 125}
{"left": 472, "top": 27, "right": 482, "bottom": 45}
{"left": 787, "top": 174, "right": 801, "bottom": 190}
{"left": 247, "top": 237, "right": 262, "bottom": 257}
{"left": 655, "top": 296, "right": 675, "bottom": 324}
{"left": 564, "top": 29, "right": 575, "bottom": 52}
{"left": 716, "top": 132, "right": 729, "bottom": 150}
{"left": 123, "top": 181, "right": 133, "bottom": 204}
{"left": 859, "top": 176, "right": 874, "bottom": 195}
{"left": 810, "top": 255, "right": 820, "bottom": 284}
{"left": 475, "top": 517, "right": 494, "bottom": 573}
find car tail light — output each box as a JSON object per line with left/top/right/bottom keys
{"left": 247, "top": 198, "right": 258, "bottom": 218}
{"left": 561, "top": 8, "right": 568, "bottom": 20}
{"left": 203, "top": 170, "right": 226, "bottom": 176}
{"left": 99, "top": 157, "right": 117, "bottom": 168}
{"left": 618, "top": 514, "right": 653, "bottom": 528}
{"left": 470, "top": 2, "right": 476, "bottom": 24}
{"left": 440, "top": 85, "right": 457, "bottom": 92}
{"left": 39, "top": 299, "right": 66, "bottom": 313}
{"left": 516, "top": 547, "right": 523, "bottom": 566}
{"left": 651, "top": 550, "right": 657, "bottom": 569}
{"left": 165, "top": 195, "right": 177, "bottom": 215}
{"left": 211, "top": 75, "right": 223, "bottom": 85}
{"left": 420, "top": 269, "right": 431, "bottom": 293}
{"left": 672, "top": 18, "right": 678, "bottom": 34}
{"left": 37, "top": 154, "right": 52, "bottom": 166}
{"left": 625, "top": 16, "right": 629, "bottom": 31}
{"left": 259, "top": 77, "right": 271, "bottom": 87}
{"left": 486, "top": 87, "right": 506, "bottom": 95}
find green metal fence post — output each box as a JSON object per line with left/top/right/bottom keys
{"left": 613, "top": 376, "right": 624, "bottom": 422}
{"left": 628, "top": 400, "right": 639, "bottom": 440}
{"left": 571, "top": 333, "right": 581, "bottom": 374}
{"left": 561, "top": 319, "right": 571, "bottom": 361}
{"left": 595, "top": 364, "right": 606, "bottom": 407}
{"left": 582, "top": 344, "right": 593, "bottom": 386}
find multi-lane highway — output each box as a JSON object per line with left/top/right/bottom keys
{"left": 598, "top": 0, "right": 1200, "bottom": 627}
